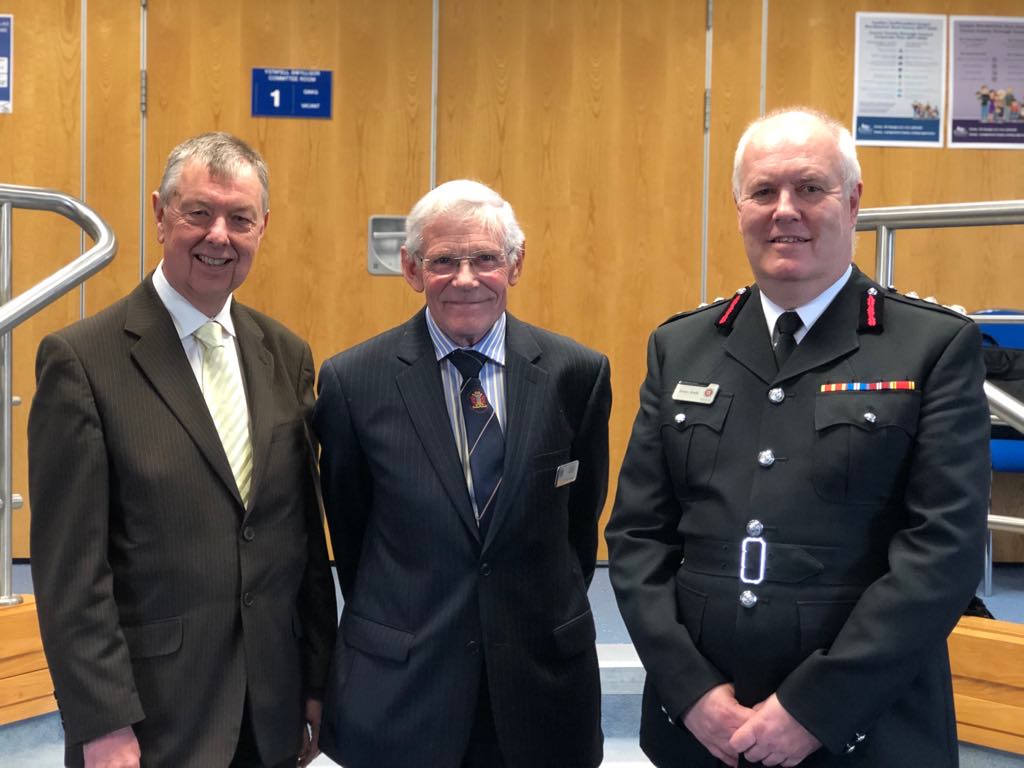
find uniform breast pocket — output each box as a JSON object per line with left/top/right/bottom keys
{"left": 660, "top": 392, "right": 732, "bottom": 500}
{"left": 813, "top": 392, "right": 920, "bottom": 504}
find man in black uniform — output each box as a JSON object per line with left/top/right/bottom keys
{"left": 606, "top": 107, "right": 989, "bottom": 767}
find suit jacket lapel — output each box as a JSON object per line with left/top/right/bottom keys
{"left": 723, "top": 272, "right": 865, "bottom": 384}
{"left": 777, "top": 268, "right": 863, "bottom": 381}
{"left": 485, "top": 315, "right": 544, "bottom": 549}
{"left": 722, "top": 286, "right": 778, "bottom": 385}
{"left": 125, "top": 277, "right": 242, "bottom": 506}
{"left": 394, "top": 312, "right": 480, "bottom": 540}
{"left": 234, "top": 304, "right": 274, "bottom": 518}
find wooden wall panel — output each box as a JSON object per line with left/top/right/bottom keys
{"left": 0, "top": 1, "right": 82, "bottom": 558}
{"left": 6, "top": 0, "right": 1022, "bottom": 568}
{"left": 707, "top": 0, "right": 766, "bottom": 299}
{"left": 5, "top": 1, "right": 140, "bottom": 559}
{"left": 0, "top": 595, "right": 54, "bottom": 722}
{"left": 950, "top": 616, "right": 1024, "bottom": 750}
{"left": 84, "top": 0, "right": 142, "bottom": 314}
{"left": 761, "top": 0, "right": 1023, "bottom": 311}
{"left": 438, "top": 0, "right": 707, "bottom": 556}
{"left": 146, "top": 0, "right": 433, "bottom": 368}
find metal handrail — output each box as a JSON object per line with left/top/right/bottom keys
{"left": 982, "top": 383, "right": 1024, "bottom": 594}
{"left": 974, "top": 317, "right": 1024, "bottom": 536}
{"left": 0, "top": 184, "right": 118, "bottom": 335}
{"left": 989, "top": 515, "right": 1024, "bottom": 534}
{"left": 857, "top": 200, "right": 1024, "bottom": 290}
{"left": 853, "top": 201, "right": 1024, "bottom": 595}
{"left": 969, "top": 314, "right": 1024, "bottom": 325}
{"left": 985, "top": 382, "right": 1024, "bottom": 438}
{"left": 0, "top": 184, "right": 117, "bottom": 606}
{"left": 966, "top": 297, "right": 1024, "bottom": 600}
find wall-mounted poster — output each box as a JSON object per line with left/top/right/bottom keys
{"left": 853, "top": 12, "right": 946, "bottom": 147}
{"left": 0, "top": 15, "right": 12, "bottom": 114}
{"left": 949, "top": 16, "right": 1024, "bottom": 149}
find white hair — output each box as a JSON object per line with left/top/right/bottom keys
{"left": 731, "top": 107, "right": 861, "bottom": 199}
{"left": 402, "top": 179, "right": 525, "bottom": 267}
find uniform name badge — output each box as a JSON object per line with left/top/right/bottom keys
{"left": 672, "top": 381, "right": 719, "bottom": 404}
{"left": 555, "top": 460, "right": 579, "bottom": 488}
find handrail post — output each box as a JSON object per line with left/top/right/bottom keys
{"left": 0, "top": 201, "right": 18, "bottom": 606}
{"left": 873, "top": 224, "right": 895, "bottom": 289}
{"left": 873, "top": 224, "right": 886, "bottom": 288}
{"left": 0, "top": 184, "right": 117, "bottom": 608}
{"left": 884, "top": 228, "right": 895, "bottom": 288}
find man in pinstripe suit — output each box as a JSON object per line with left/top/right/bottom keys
{"left": 28, "top": 133, "right": 336, "bottom": 767}
{"left": 314, "top": 179, "right": 612, "bottom": 768}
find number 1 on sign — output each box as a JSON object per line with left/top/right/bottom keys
{"left": 270, "top": 89, "right": 280, "bottom": 108}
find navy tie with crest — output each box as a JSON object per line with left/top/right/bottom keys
{"left": 448, "top": 349, "right": 505, "bottom": 535}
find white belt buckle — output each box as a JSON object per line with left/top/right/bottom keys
{"left": 740, "top": 537, "right": 767, "bottom": 585}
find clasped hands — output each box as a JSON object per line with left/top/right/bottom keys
{"left": 681, "top": 684, "right": 821, "bottom": 767}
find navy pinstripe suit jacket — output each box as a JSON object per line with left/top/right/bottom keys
{"left": 314, "top": 310, "right": 611, "bottom": 768}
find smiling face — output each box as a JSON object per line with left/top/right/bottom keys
{"left": 153, "top": 159, "right": 267, "bottom": 316}
{"left": 735, "top": 115, "right": 862, "bottom": 308}
{"left": 401, "top": 214, "right": 523, "bottom": 347}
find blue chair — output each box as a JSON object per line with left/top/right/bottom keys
{"left": 974, "top": 309, "right": 1024, "bottom": 596}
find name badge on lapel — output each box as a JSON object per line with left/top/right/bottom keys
{"left": 673, "top": 381, "right": 719, "bottom": 404}
{"left": 555, "top": 460, "right": 579, "bottom": 488}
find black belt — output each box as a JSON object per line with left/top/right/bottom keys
{"left": 681, "top": 537, "right": 888, "bottom": 586}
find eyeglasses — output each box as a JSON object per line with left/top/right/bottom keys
{"left": 420, "top": 252, "right": 509, "bottom": 277}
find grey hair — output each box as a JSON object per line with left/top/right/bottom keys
{"left": 157, "top": 132, "right": 270, "bottom": 214}
{"left": 731, "top": 107, "right": 861, "bottom": 199}
{"left": 402, "top": 179, "right": 525, "bottom": 267}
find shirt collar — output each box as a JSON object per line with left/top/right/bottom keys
{"left": 424, "top": 308, "right": 506, "bottom": 366}
{"left": 153, "top": 261, "right": 237, "bottom": 340}
{"left": 759, "top": 264, "right": 852, "bottom": 339}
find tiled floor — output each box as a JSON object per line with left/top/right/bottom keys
{"left": 3, "top": 563, "right": 1023, "bottom": 767}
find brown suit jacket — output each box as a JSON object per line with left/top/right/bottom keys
{"left": 29, "top": 276, "right": 336, "bottom": 766}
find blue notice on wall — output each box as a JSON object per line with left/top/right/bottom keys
{"left": 0, "top": 15, "right": 13, "bottom": 114}
{"left": 252, "top": 68, "right": 331, "bottom": 119}
{"left": 855, "top": 116, "right": 942, "bottom": 144}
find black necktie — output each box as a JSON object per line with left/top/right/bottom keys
{"left": 448, "top": 350, "right": 504, "bottom": 534}
{"left": 773, "top": 311, "right": 802, "bottom": 369}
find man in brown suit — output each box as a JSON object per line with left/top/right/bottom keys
{"left": 28, "top": 132, "right": 336, "bottom": 767}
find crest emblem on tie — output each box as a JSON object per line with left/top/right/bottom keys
{"left": 469, "top": 389, "right": 488, "bottom": 410}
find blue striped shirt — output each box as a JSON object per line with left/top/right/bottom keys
{"left": 425, "top": 309, "right": 507, "bottom": 515}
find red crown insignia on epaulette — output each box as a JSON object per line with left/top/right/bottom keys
{"left": 715, "top": 287, "right": 751, "bottom": 334}
{"left": 858, "top": 287, "right": 884, "bottom": 334}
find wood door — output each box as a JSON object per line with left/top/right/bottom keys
{"left": 437, "top": 0, "right": 707, "bottom": 556}
{"left": 145, "top": 0, "right": 434, "bottom": 366}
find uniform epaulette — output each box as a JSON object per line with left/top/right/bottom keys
{"left": 883, "top": 287, "right": 971, "bottom": 321}
{"left": 714, "top": 287, "right": 753, "bottom": 334}
{"left": 858, "top": 286, "right": 884, "bottom": 334}
{"left": 658, "top": 292, "right": 738, "bottom": 328}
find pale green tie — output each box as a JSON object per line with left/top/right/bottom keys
{"left": 194, "top": 321, "right": 253, "bottom": 506}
